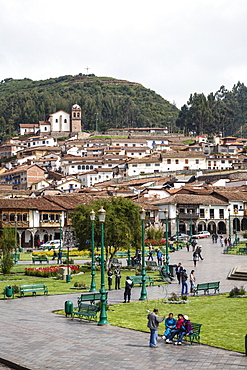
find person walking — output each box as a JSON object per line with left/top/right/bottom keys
{"left": 114, "top": 266, "right": 121, "bottom": 289}
{"left": 123, "top": 276, "right": 133, "bottom": 303}
{"left": 108, "top": 268, "right": 113, "bottom": 290}
{"left": 175, "top": 263, "right": 183, "bottom": 284}
{"left": 157, "top": 249, "right": 163, "bottom": 265}
{"left": 196, "top": 245, "right": 203, "bottom": 260}
{"left": 211, "top": 233, "right": 215, "bottom": 243}
{"left": 193, "top": 250, "right": 199, "bottom": 267}
{"left": 219, "top": 235, "right": 224, "bottom": 247}
{"left": 215, "top": 233, "right": 218, "bottom": 243}
{"left": 181, "top": 269, "right": 188, "bottom": 295}
{"left": 191, "top": 239, "right": 197, "bottom": 252}
{"left": 57, "top": 249, "right": 62, "bottom": 264}
{"left": 189, "top": 269, "right": 196, "bottom": 293}
{"left": 147, "top": 309, "right": 165, "bottom": 348}
{"left": 148, "top": 245, "right": 153, "bottom": 261}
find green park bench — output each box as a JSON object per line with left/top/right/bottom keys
{"left": 130, "top": 275, "right": 154, "bottom": 286}
{"left": 223, "top": 246, "right": 232, "bottom": 254}
{"left": 77, "top": 292, "right": 107, "bottom": 306}
{"left": 110, "top": 257, "right": 122, "bottom": 267}
{"left": 115, "top": 251, "right": 129, "bottom": 258}
{"left": 146, "top": 261, "right": 159, "bottom": 269}
{"left": 183, "top": 322, "right": 202, "bottom": 344}
{"left": 193, "top": 281, "right": 220, "bottom": 295}
{"left": 20, "top": 283, "right": 48, "bottom": 297}
{"left": 237, "top": 248, "right": 247, "bottom": 254}
{"left": 71, "top": 303, "right": 100, "bottom": 322}
{"left": 32, "top": 255, "right": 49, "bottom": 264}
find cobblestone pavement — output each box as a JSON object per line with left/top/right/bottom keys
{"left": 0, "top": 238, "right": 246, "bottom": 369}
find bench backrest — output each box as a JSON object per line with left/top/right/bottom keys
{"left": 190, "top": 322, "right": 202, "bottom": 333}
{"left": 79, "top": 292, "right": 107, "bottom": 302}
{"left": 207, "top": 282, "right": 220, "bottom": 288}
{"left": 20, "top": 283, "right": 46, "bottom": 290}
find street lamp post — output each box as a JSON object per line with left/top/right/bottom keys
{"left": 228, "top": 208, "right": 232, "bottom": 247}
{"left": 98, "top": 206, "right": 108, "bottom": 326}
{"left": 189, "top": 210, "right": 193, "bottom": 244}
{"left": 139, "top": 208, "right": 147, "bottom": 300}
{"left": 164, "top": 209, "right": 170, "bottom": 273}
{"left": 176, "top": 209, "right": 179, "bottom": 251}
{"left": 14, "top": 215, "right": 18, "bottom": 264}
{"left": 234, "top": 208, "right": 238, "bottom": 244}
{"left": 59, "top": 216, "right": 62, "bottom": 251}
{"left": 64, "top": 230, "right": 73, "bottom": 283}
{"left": 89, "top": 210, "right": 96, "bottom": 292}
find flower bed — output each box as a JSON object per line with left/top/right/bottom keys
{"left": 25, "top": 265, "right": 80, "bottom": 278}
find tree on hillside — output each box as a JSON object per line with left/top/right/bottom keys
{"left": 72, "top": 197, "right": 142, "bottom": 269}
{"left": 0, "top": 227, "right": 15, "bottom": 274}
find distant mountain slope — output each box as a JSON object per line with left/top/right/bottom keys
{"left": 0, "top": 74, "right": 178, "bottom": 137}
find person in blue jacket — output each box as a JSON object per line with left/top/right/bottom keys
{"left": 162, "top": 313, "right": 177, "bottom": 339}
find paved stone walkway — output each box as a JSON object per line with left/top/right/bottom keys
{"left": 0, "top": 238, "right": 246, "bottom": 369}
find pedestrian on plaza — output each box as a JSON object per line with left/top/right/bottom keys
{"left": 157, "top": 249, "right": 163, "bottom": 265}
{"left": 114, "top": 266, "right": 121, "bottom": 289}
{"left": 212, "top": 233, "right": 215, "bottom": 243}
{"left": 57, "top": 249, "right": 62, "bottom": 264}
{"left": 195, "top": 245, "right": 203, "bottom": 260}
{"left": 191, "top": 238, "right": 197, "bottom": 252}
{"left": 215, "top": 233, "right": 218, "bottom": 243}
{"left": 228, "top": 237, "right": 231, "bottom": 246}
{"left": 181, "top": 269, "right": 188, "bottom": 295}
{"left": 147, "top": 309, "right": 165, "bottom": 348}
{"left": 148, "top": 245, "right": 153, "bottom": 261}
{"left": 123, "top": 276, "right": 133, "bottom": 303}
{"left": 186, "top": 241, "right": 190, "bottom": 252}
{"left": 224, "top": 237, "right": 228, "bottom": 247}
{"left": 108, "top": 268, "right": 113, "bottom": 290}
{"left": 193, "top": 250, "right": 199, "bottom": 267}
{"left": 175, "top": 262, "right": 183, "bottom": 284}
{"left": 219, "top": 235, "right": 224, "bottom": 247}
{"left": 52, "top": 250, "right": 57, "bottom": 260}
{"left": 189, "top": 269, "right": 196, "bottom": 293}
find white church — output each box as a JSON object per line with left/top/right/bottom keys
{"left": 20, "top": 104, "right": 82, "bottom": 136}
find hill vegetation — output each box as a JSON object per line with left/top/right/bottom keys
{"left": 176, "top": 82, "right": 247, "bottom": 137}
{"left": 0, "top": 74, "right": 178, "bottom": 140}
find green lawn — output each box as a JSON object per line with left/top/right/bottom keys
{"left": 106, "top": 295, "right": 246, "bottom": 354}
{"left": 0, "top": 267, "right": 164, "bottom": 297}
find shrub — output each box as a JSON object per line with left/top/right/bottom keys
{"left": 12, "top": 285, "right": 19, "bottom": 294}
{"left": 229, "top": 286, "right": 246, "bottom": 297}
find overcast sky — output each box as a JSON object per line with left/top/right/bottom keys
{"left": 1, "top": 0, "right": 247, "bottom": 108}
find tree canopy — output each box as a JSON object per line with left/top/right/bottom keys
{"left": 72, "top": 197, "right": 142, "bottom": 268}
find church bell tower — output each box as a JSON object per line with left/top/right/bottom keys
{"left": 71, "top": 104, "right": 82, "bottom": 132}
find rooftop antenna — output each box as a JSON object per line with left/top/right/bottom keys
{"left": 85, "top": 66, "right": 90, "bottom": 75}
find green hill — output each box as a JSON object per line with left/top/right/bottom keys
{"left": 0, "top": 74, "right": 178, "bottom": 138}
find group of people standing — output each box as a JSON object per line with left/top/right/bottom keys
{"left": 107, "top": 266, "right": 134, "bottom": 303}
{"left": 147, "top": 310, "right": 192, "bottom": 347}
{"left": 175, "top": 263, "right": 196, "bottom": 294}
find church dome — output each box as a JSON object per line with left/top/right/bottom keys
{"left": 72, "top": 104, "right": 81, "bottom": 109}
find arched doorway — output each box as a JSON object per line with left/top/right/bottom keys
{"left": 233, "top": 218, "right": 240, "bottom": 232}
{"left": 208, "top": 221, "right": 216, "bottom": 234}
{"left": 21, "top": 230, "right": 33, "bottom": 248}
{"left": 241, "top": 218, "right": 247, "bottom": 231}
{"left": 218, "top": 221, "right": 226, "bottom": 234}
{"left": 179, "top": 221, "right": 186, "bottom": 233}
{"left": 197, "top": 221, "right": 206, "bottom": 232}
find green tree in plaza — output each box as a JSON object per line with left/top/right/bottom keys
{"left": 0, "top": 227, "right": 15, "bottom": 274}
{"left": 72, "top": 197, "right": 142, "bottom": 269}
{"left": 146, "top": 226, "right": 163, "bottom": 244}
